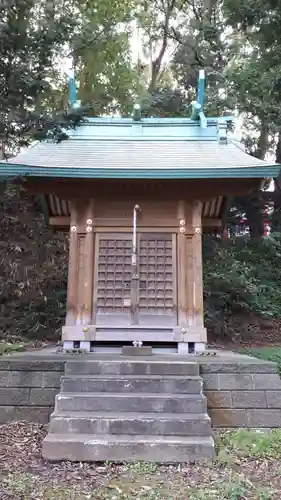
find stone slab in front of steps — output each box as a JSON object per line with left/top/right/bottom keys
{"left": 49, "top": 411, "right": 211, "bottom": 436}
{"left": 65, "top": 360, "right": 199, "bottom": 377}
{"left": 55, "top": 393, "right": 207, "bottom": 414}
{"left": 61, "top": 375, "right": 203, "bottom": 394}
{"left": 42, "top": 433, "right": 215, "bottom": 462}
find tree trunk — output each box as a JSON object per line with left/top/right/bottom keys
{"left": 271, "top": 131, "right": 281, "bottom": 232}
{"left": 246, "top": 189, "right": 264, "bottom": 239}
{"left": 147, "top": 0, "right": 175, "bottom": 93}
{"left": 246, "top": 122, "right": 269, "bottom": 240}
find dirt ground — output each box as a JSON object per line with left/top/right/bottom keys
{"left": 0, "top": 422, "right": 280, "bottom": 499}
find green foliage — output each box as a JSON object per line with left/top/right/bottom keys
{"left": 239, "top": 346, "right": 281, "bottom": 376}
{"left": 0, "top": 185, "right": 68, "bottom": 341}
{"left": 240, "top": 346, "right": 281, "bottom": 363}
{"left": 217, "top": 429, "right": 281, "bottom": 460}
{"left": 203, "top": 234, "right": 281, "bottom": 339}
{"left": 72, "top": 0, "right": 140, "bottom": 115}
{"left": 141, "top": 87, "right": 188, "bottom": 117}
{"left": 0, "top": 342, "right": 26, "bottom": 356}
{"left": 128, "top": 461, "right": 158, "bottom": 474}
{"left": 0, "top": 0, "right": 77, "bottom": 151}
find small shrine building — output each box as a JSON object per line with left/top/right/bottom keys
{"left": 1, "top": 72, "right": 280, "bottom": 354}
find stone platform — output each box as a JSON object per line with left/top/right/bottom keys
{"left": 43, "top": 357, "right": 214, "bottom": 462}
{"left": 0, "top": 348, "right": 280, "bottom": 429}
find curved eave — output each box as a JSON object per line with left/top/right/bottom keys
{"left": 0, "top": 164, "right": 280, "bottom": 179}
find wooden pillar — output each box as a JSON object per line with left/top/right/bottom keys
{"left": 176, "top": 199, "right": 207, "bottom": 352}
{"left": 82, "top": 200, "right": 95, "bottom": 325}
{"left": 177, "top": 200, "right": 188, "bottom": 326}
{"left": 188, "top": 201, "right": 204, "bottom": 328}
{"left": 66, "top": 201, "right": 79, "bottom": 326}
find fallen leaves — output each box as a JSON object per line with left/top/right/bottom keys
{"left": 0, "top": 422, "right": 281, "bottom": 499}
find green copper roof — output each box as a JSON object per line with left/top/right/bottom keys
{"left": 0, "top": 116, "right": 280, "bottom": 180}
{"left": 0, "top": 165, "right": 279, "bottom": 180}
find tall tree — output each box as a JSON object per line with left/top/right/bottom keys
{"left": 0, "top": 0, "right": 76, "bottom": 153}
{"left": 222, "top": 0, "right": 281, "bottom": 238}
{"left": 69, "top": 0, "right": 140, "bottom": 114}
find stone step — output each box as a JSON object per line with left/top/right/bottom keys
{"left": 55, "top": 393, "right": 207, "bottom": 413}
{"left": 61, "top": 375, "right": 203, "bottom": 394}
{"left": 49, "top": 411, "right": 211, "bottom": 436}
{"left": 65, "top": 360, "right": 199, "bottom": 377}
{"left": 42, "top": 433, "right": 215, "bottom": 462}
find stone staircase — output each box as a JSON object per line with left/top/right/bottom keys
{"left": 42, "top": 358, "right": 214, "bottom": 462}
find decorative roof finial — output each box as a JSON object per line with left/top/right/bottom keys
{"left": 67, "top": 65, "right": 81, "bottom": 109}
{"left": 132, "top": 103, "right": 141, "bottom": 122}
{"left": 197, "top": 69, "right": 205, "bottom": 109}
{"left": 68, "top": 66, "right": 77, "bottom": 107}
{"left": 189, "top": 69, "right": 207, "bottom": 128}
{"left": 217, "top": 122, "right": 228, "bottom": 144}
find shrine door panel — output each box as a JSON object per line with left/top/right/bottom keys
{"left": 94, "top": 234, "right": 132, "bottom": 326}
{"left": 138, "top": 233, "right": 177, "bottom": 326}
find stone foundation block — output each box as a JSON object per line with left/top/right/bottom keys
{"left": 43, "top": 434, "right": 215, "bottom": 463}
{"left": 202, "top": 374, "right": 219, "bottom": 390}
{"left": 9, "top": 371, "right": 43, "bottom": 388}
{"left": 252, "top": 374, "right": 281, "bottom": 390}
{"left": 265, "top": 390, "right": 281, "bottom": 408}
{"left": 30, "top": 388, "right": 59, "bottom": 406}
{"left": 0, "top": 406, "right": 15, "bottom": 423}
{"left": 122, "top": 346, "right": 152, "bottom": 356}
{"left": 0, "top": 371, "right": 10, "bottom": 387}
{"left": 209, "top": 408, "right": 248, "bottom": 427}
{"left": 247, "top": 409, "right": 281, "bottom": 427}
{"left": 205, "top": 390, "right": 232, "bottom": 408}
{"left": 232, "top": 390, "right": 267, "bottom": 408}
{"left": 0, "top": 360, "right": 65, "bottom": 372}
{"left": 218, "top": 373, "right": 253, "bottom": 390}
{"left": 56, "top": 393, "right": 207, "bottom": 414}
{"left": 0, "top": 388, "right": 30, "bottom": 406}
{"left": 15, "top": 406, "right": 53, "bottom": 424}
{"left": 42, "top": 372, "right": 62, "bottom": 388}
{"left": 65, "top": 360, "right": 199, "bottom": 377}
{"left": 200, "top": 361, "right": 277, "bottom": 374}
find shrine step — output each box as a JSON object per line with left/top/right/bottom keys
{"left": 42, "top": 433, "right": 215, "bottom": 462}
{"left": 49, "top": 411, "right": 212, "bottom": 436}
{"left": 61, "top": 375, "right": 203, "bottom": 394}
{"left": 65, "top": 360, "right": 199, "bottom": 377}
{"left": 56, "top": 393, "right": 207, "bottom": 414}
{"left": 43, "top": 358, "right": 214, "bottom": 462}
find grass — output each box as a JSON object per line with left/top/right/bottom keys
{"left": 2, "top": 429, "right": 281, "bottom": 499}
{"left": 2, "top": 472, "right": 277, "bottom": 499}
{"left": 0, "top": 342, "right": 27, "bottom": 356}
{"left": 239, "top": 345, "right": 281, "bottom": 376}
{"left": 240, "top": 346, "right": 281, "bottom": 363}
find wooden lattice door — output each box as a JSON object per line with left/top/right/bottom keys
{"left": 138, "top": 233, "right": 177, "bottom": 326}
{"left": 94, "top": 233, "right": 177, "bottom": 327}
{"left": 94, "top": 234, "right": 132, "bottom": 325}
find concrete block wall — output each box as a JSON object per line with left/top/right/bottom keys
{"left": 201, "top": 360, "right": 281, "bottom": 427}
{"left": 0, "top": 356, "right": 281, "bottom": 428}
{"left": 0, "top": 359, "right": 64, "bottom": 424}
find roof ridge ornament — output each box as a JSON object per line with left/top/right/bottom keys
{"left": 132, "top": 103, "right": 141, "bottom": 122}
{"left": 197, "top": 69, "right": 205, "bottom": 108}
{"left": 189, "top": 69, "right": 207, "bottom": 129}
{"left": 68, "top": 67, "right": 81, "bottom": 109}
{"left": 218, "top": 122, "right": 227, "bottom": 144}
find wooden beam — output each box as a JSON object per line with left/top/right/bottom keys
{"left": 23, "top": 178, "right": 261, "bottom": 200}
{"left": 49, "top": 216, "right": 70, "bottom": 226}
{"left": 49, "top": 215, "right": 222, "bottom": 229}
{"left": 203, "top": 218, "right": 221, "bottom": 227}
